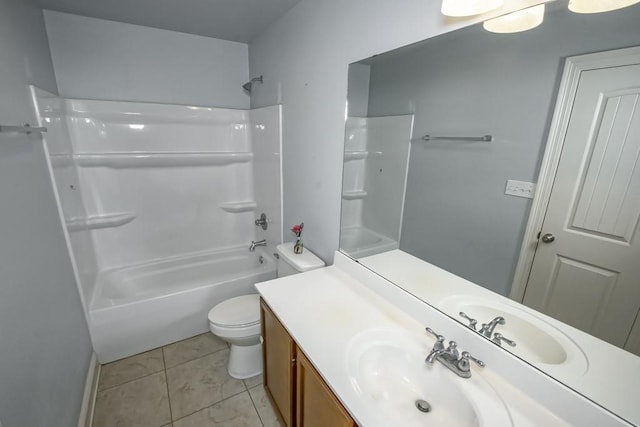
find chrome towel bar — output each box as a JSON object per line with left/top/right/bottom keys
{"left": 422, "top": 134, "right": 492, "bottom": 142}
{"left": 0, "top": 124, "right": 48, "bottom": 135}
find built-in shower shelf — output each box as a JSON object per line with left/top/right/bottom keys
{"left": 49, "top": 154, "right": 74, "bottom": 168}
{"left": 51, "top": 152, "right": 254, "bottom": 169}
{"left": 343, "top": 150, "right": 368, "bottom": 161}
{"left": 66, "top": 213, "right": 136, "bottom": 232}
{"left": 218, "top": 201, "right": 258, "bottom": 213}
{"left": 342, "top": 190, "right": 368, "bottom": 200}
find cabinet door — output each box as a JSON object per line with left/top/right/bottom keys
{"left": 296, "top": 350, "right": 356, "bottom": 427}
{"left": 261, "top": 299, "right": 296, "bottom": 427}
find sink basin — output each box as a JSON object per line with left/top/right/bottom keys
{"left": 439, "top": 296, "right": 588, "bottom": 376}
{"left": 346, "top": 329, "right": 512, "bottom": 427}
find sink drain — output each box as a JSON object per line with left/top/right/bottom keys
{"left": 415, "top": 399, "right": 432, "bottom": 413}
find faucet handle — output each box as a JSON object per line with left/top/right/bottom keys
{"left": 459, "top": 312, "right": 478, "bottom": 330}
{"left": 255, "top": 212, "right": 268, "bottom": 230}
{"left": 425, "top": 327, "right": 445, "bottom": 342}
{"left": 457, "top": 351, "right": 485, "bottom": 373}
{"left": 457, "top": 351, "right": 485, "bottom": 378}
{"left": 492, "top": 333, "right": 517, "bottom": 347}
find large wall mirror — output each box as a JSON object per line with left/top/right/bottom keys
{"left": 340, "top": 1, "right": 640, "bottom": 424}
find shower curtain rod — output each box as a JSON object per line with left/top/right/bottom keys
{"left": 0, "top": 124, "right": 48, "bottom": 135}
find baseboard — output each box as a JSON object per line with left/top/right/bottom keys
{"left": 77, "top": 353, "right": 100, "bottom": 427}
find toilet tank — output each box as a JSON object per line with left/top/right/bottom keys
{"left": 276, "top": 243, "right": 325, "bottom": 277}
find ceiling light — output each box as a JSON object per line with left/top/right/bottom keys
{"left": 483, "top": 4, "right": 545, "bottom": 33}
{"left": 568, "top": 0, "right": 640, "bottom": 13}
{"left": 441, "top": 0, "right": 504, "bottom": 17}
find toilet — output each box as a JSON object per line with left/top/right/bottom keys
{"left": 208, "top": 243, "right": 325, "bottom": 379}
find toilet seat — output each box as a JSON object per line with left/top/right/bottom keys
{"left": 208, "top": 294, "right": 260, "bottom": 328}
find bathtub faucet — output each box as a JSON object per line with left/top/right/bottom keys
{"left": 249, "top": 240, "right": 267, "bottom": 252}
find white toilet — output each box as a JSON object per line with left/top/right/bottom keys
{"left": 208, "top": 243, "right": 325, "bottom": 379}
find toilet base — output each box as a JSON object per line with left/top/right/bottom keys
{"left": 228, "top": 342, "right": 263, "bottom": 379}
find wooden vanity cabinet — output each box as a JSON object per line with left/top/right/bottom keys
{"left": 296, "top": 350, "right": 357, "bottom": 427}
{"left": 261, "top": 298, "right": 356, "bottom": 427}
{"left": 261, "top": 299, "right": 296, "bottom": 427}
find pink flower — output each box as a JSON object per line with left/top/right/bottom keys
{"left": 291, "top": 223, "right": 304, "bottom": 237}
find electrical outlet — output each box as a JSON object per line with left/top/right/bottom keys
{"left": 505, "top": 180, "right": 536, "bottom": 199}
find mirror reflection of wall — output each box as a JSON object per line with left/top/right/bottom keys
{"left": 345, "top": 3, "right": 640, "bottom": 297}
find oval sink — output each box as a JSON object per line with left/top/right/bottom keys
{"left": 346, "top": 329, "right": 512, "bottom": 427}
{"left": 439, "top": 296, "right": 588, "bottom": 376}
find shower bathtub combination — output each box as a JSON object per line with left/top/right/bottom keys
{"left": 31, "top": 87, "right": 283, "bottom": 362}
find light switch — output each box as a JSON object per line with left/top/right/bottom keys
{"left": 505, "top": 180, "right": 536, "bottom": 199}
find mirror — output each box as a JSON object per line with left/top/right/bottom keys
{"left": 340, "top": 1, "right": 640, "bottom": 424}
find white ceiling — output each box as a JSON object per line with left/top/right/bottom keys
{"left": 38, "top": 0, "right": 301, "bottom": 43}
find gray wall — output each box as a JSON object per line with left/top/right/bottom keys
{"left": 366, "top": 5, "right": 640, "bottom": 295}
{"left": 347, "top": 63, "right": 371, "bottom": 117}
{"left": 247, "top": 0, "right": 546, "bottom": 262}
{"left": 44, "top": 10, "right": 250, "bottom": 108}
{"left": 0, "top": 1, "right": 93, "bottom": 426}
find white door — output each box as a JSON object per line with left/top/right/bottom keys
{"left": 522, "top": 61, "right": 640, "bottom": 351}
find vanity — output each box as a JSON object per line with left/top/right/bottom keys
{"left": 333, "top": 0, "right": 640, "bottom": 425}
{"left": 257, "top": 1, "right": 640, "bottom": 425}
{"left": 256, "top": 251, "right": 635, "bottom": 426}
{"left": 260, "top": 298, "right": 356, "bottom": 427}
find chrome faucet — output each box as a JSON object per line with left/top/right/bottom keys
{"left": 425, "top": 327, "right": 484, "bottom": 378}
{"left": 458, "top": 313, "right": 517, "bottom": 347}
{"left": 249, "top": 239, "right": 267, "bottom": 252}
{"left": 478, "top": 316, "right": 505, "bottom": 338}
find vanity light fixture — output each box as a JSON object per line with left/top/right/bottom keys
{"left": 441, "top": 0, "right": 504, "bottom": 17}
{"left": 483, "top": 4, "right": 545, "bottom": 33}
{"left": 568, "top": 0, "right": 640, "bottom": 13}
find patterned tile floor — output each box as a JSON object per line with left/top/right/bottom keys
{"left": 92, "top": 333, "right": 282, "bottom": 427}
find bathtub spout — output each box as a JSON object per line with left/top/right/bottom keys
{"left": 250, "top": 240, "right": 267, "bottom": 252}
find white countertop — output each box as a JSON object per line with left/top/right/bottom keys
{"left": 255, "top": 252, "right": 632, "bottom": 426}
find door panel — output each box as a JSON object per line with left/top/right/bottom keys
{"left": 571, "top": 89, "right": 640, "bottom": 241}
{"left": 544, "top": 256, "right": 619, "bottom": 332}
{"left": 523, "top": 63, "right": 640, "bottom": 350}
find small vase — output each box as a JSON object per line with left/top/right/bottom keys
{"left": 293, "top": 237, "right": 304, "bottom": 254}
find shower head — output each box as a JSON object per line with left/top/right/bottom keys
{"left": 242, "top": 75, "right": 263, "bottom": 93}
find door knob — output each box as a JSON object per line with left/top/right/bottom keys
{"left": 541, "top": 233, "right": 555, "bottom": 243}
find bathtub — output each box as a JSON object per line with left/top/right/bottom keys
{"left": 340, "top": 226, "right": 398, "bottom": 259}
{"left": 89, "top": 246, "right": 276, "bottom": 363}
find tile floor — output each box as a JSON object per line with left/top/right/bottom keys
{"left": 92, "top": 333, "right": 282, "bottom": 427}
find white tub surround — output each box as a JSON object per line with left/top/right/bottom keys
{"left": 256, "top": 252, "right": 632, "bottom": 426}
{"left": 31, "top": 86, "right": 283, "bottom": 363}
{"left": 340, "top": 115, "right": 413, "bottom": 258}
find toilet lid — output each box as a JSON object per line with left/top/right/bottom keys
{"left": 208, "top": 294, "right": 260, "bottom": 328}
